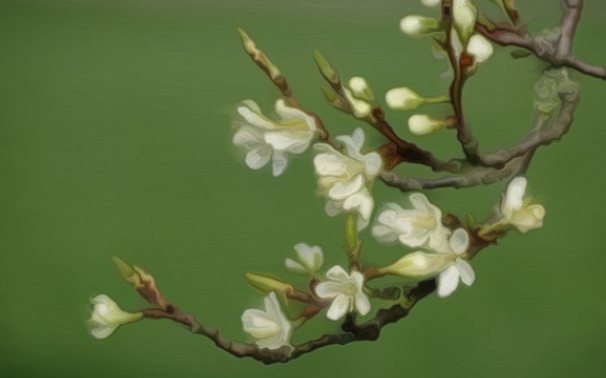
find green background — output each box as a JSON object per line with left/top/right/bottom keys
{"left": 1, "top": 0, "right": 605, "bottom": 376}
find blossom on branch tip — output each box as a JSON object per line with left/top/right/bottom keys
{"left": 87, "top": 294, "right": 143, "bottom": 340}
{"left": 344, "top": 76, "right": 375, "bottom": 119}
{"left": 377, "top": 228, "right": 475, "bottom": 298}
{"left": 232, "top": 99, "right": 317, "bottom": 177}
{"left": 314, "top": 128, "right": 382, "bottom": 230}
{"left": 372, "top": 193, "right": 451, "bottom": 251}
{"left": 499, "top": 177, "right": 546, "bottom": 233}
{"left": 386, "top": 87, "right": 425, "bottom": 111}
{"left": 453, "top": 0, "right": 478, "bottom": 44}
{"left": 315, "top": 265, "right": 371, "bottom": 321}
{"left": 285, "top": 243, "right": 324, "bottom": 274}
{"left": 408, "top": 114, "right": 444, "bottom": 136}
{"left": 436, "top": 228, "right": 475, "bottom": 298}
{"left": 399, "top": 15, "right": 441, "bottom": 37}
{"left": 241, "top": 292, "right": 293, "bottom": 350}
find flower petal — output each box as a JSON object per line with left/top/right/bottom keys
{"left": 315, "top": 281, "right": 347, "bottom": 299}
{"left": 326, "top": 294, "right": 351, "bottom": 321}
{"left": 233, "top": 127, "right": 263, "bottom": 149}
{"left": 342, "top": 187, "right": 374, "bottom": 221}
{"left": 89, "top": 325, "right": 118, "bottom": 340}
{"left": 237, "top": 104, "right": 275, "bottom": 130}
{"left": 437, "top": 265, "right": 460, "bottom": 298}
{"left": 241, "top": 309, "right": 280, "bottom": 339}
{"left": 355, "top": 293, "right": 371, "bottom": 316}
{"left": 245, "top": 145, "right": 272, "bottom": 170}
{"left": 325, "top": 265, "right": 350, "bottom": 283}
{"left": 449, "top": 228, "right": 470, "bottom": 255}
{"left": 284, "top": 258, "right": 307, "bottom": 274}
{"left": 456, "top": 258, "right": 475, "bottom": 287}
{"left": 314, "top": 152, "right": 349, "bottom": 177}
{"left": 271, "top": 151, "right": 288, "bottom": 177}
{"left": 264, "top": 131, "right": 302, "bottom": 151}
{"left": 328, "top": 174, "right": 364, "bottom": 200}
{"left": 372, "top": 224, "right": 399, "bottom": 243}
{"left": 504, "top": 177, "right": 527, "bottom": 214}
{"left": 294, "top": 243, "right": 323, "bottom": 271}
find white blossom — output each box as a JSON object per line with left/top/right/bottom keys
{"left": 436, "top": 228, "right": 475, "bottom": 298}
{"left": 87, "top": 294, "right": 143, "bottom": 340}
{"left": 232, "top": 99, "right": 317, "bottom": 177}
{"left": 315, "top": 266, "right": 371, "bottom": 321}
{"left": 372, "top": 193, "right": 451, "bottom": 251}
{"left": 241, "top": 291, "right": 292, "bottom": 350}
{"left": 285, "top": 243, "right": 324, "bottom": 274}
{"left": 500, "top": 177, "right": 546, "bottom": 233}
{"left": 378, "top": 228, "right": 475, "bottom": 298}
{"left": 314, "top": 128, "right": 383, "bottom": 230}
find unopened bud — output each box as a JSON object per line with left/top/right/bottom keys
{"left": 466, "top": 34, "right": 493, "bottom": 64}
{"left": 385, "top": 87, "right": 425, "bottom": 111}
{"left": 400, "top": 16, "right": 440, "bottom": 36}
{"left": 408, "top": 114, "right": 444, "bottom": 136}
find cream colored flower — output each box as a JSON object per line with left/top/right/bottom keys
{"left": 232, "top": 99, "right": 317, "bottom": 176}
{"left": 87, "top": 294, "right": 143, "bottom": 340}
{"left": 377, "top": 228, "right": 475, "bottom": 298}
{"left": 314, "top": 128, "right": 382, "bottom": 230}
{"left": 500, "top": 177, "right": 546, "bottom": 233}
{"left": 285, "top": 243, "right": 324, "bottom": 274}
{"left": 241, "top": 292, "right": 292, "bottom": 350}
{"left": 372, "top": 193, "right": 450, "bottom": 251}
{"left": 315, "top": 266, "right": 371, "bottom": 321}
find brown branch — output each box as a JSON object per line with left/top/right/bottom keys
{"left": 481, "top": 90, "right": 580, "bottom": 167}
{"left": 476, "top": 0, "right": 606, "bottom": 81}
{"left": 142, "top": 279, "right": 438, "bottom": 365}
{"left": 380, "top": 82, "right": 580, "bottom": 192}
{"left": 441, "top": 1, "right": 481, "bottom": 163}
{"left": 237, "top": 28, "right": 339, "bottom": 149}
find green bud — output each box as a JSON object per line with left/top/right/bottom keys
{"left": 313, "top": 49, "right": 339, "bottom": 85}
{"left": 245, "top": 272, "right": 292, "bottom": 295}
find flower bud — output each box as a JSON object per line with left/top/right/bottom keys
{"left": 466, "top": 34, "right": 493, "bottom": 64}
{"left": 87, "top": 294, "right": 143, "bottom": 340}
{"left": 421, "top": 0, "right": 441, "bottom": 7}
{"left": 378, "top": 252, "right": 448, "bottom": 277}
{"left": 348, "top": 76, "right": 375, "bottom": 103}
{"left": 400, "top": 16, "right": 440, "bottom": 36}
{"left": 385, "top": 87, "right": 425, "bottom": 111}
{"left": 408, "top": 114, "right": 444, "bottom": 136}
{"left": 245, "top": 272, "right": 293, "bottom": 295}
{"left": 453, "top": 0, "right": 478, "bottom": 44}
{"left": 344, "top": 88, "right": 373, "bottom": 119}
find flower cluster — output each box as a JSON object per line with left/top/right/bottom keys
{"left": 232, "top": 99, "right": 317, "bottom": 176}
{"left": 314, "top": 128, "right": 383, "bottom": 230}
{"left": 373, "top": 194, "right": 475, "bottom": 297}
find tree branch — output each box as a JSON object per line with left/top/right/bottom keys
{"left": 476, "top": 0, "right": 606, "bottom": 80}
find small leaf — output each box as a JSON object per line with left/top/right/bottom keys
{"left": 313, "top": 49, "right": 340, "bottom": 85}
{"left": 510, "top": 49, "right": 533, "bottom": 59}
{"left": 344, "top": 213, "right": 358, "bottom": 252}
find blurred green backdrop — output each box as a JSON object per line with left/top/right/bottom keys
{"left": 1, "top": 0, "right": 606, "bottom": 376}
